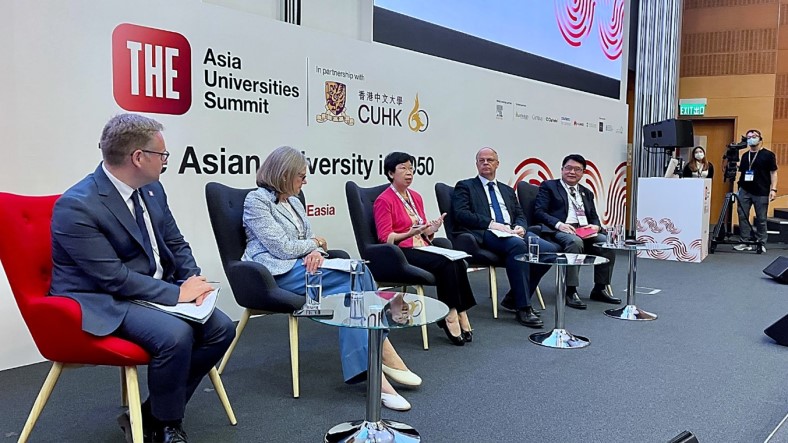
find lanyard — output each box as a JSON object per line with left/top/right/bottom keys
{"left": 748, "top": 150, "right": 759, "bottom": 169}
{"left": 562, "top": 182, "right": 584, "bottom": 211}
{"left": 390, "top": 185, "right": 424, "bottom": 225}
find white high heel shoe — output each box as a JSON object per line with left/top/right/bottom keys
{"left": 382, "top": 364, "right": 422, "bottom": 387}
{"left": 381, "top": 392, "right": 412, "bottom": 411}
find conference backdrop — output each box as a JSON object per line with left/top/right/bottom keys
{"left": 0, "top": 0, "right": 627, "bottom": 369}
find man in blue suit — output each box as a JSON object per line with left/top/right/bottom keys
{"left": 50, "top": 114, "right": 234, "bottom": 443}
{"left": 451, "top": 147, "right": 558, "bottom": 328}
{"left": 533, "top": 154, "right": 619, "bottom": 309}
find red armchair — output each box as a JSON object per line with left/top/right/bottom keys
{"left": 0, "top": 192, "right": 236, "bottom": 443}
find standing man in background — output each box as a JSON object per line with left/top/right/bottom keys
{"left": 734, "top": 129, "right": 779, "bottom": 253}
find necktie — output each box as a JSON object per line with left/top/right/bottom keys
{"left": 569, "top": 186, "right": 577, "bottom": 200}
{"left": 132, "top": 190, "right": 156, "bottom": 275}
{"left": 487, "top": 182, "right": 505, "bottom": 224}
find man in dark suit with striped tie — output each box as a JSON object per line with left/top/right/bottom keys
{"left": 50, "top": 114, "right": 235, "bottom": 442}
{"left": 533, "top": 154, "right": 619, "bottom": 309}
{"left": 451, "top": 147, "right": 558, "bottom": 328}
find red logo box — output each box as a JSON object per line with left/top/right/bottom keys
{"left": 112, "top": 23, "right": 191, "bottom": 115}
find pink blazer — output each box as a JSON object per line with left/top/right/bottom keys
{"left": 373, "top": 187, "right": 428, "bottom": 248}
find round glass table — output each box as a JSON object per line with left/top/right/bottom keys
{"left": 594, "top": 242, "right": 673, "bottom": 321}
{"left": 515, "top": 253, "right": 609, "bottom": 349}
{"left": 311, "top": 290, "right": 449, "bottom": 443}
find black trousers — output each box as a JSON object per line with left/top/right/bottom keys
{"left": 400, "top": 247, "right": 477, "bottom": 312}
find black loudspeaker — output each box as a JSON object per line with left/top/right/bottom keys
{"left": 668, "top": 431, "right": 699, "bottom": 443}
{"left": 763, "top": 256, "right": 788, "bottom": 284}
{"left": 643, "top": 119, "right": 694, "bottom": 148}
{"left": 765, "top": 314, "right": 788, "bottom": 346}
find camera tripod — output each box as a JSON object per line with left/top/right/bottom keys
{"left": 709, "top": 190, "right": 763, "bottom": 254}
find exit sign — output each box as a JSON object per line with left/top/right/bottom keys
{"left": 680, "top": 103, "right": 706, "bottom": 116}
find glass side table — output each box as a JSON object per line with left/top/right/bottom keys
{"left": 312, "top": 291, "right": 449, "bottom": 443}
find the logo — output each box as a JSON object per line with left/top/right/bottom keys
{"left": 546, "top": 116, "right": 558, "bottom": 123}
{"left": 532, "top": 114, "right": 544, "bottom": 122}
{"left": 112, "top": 23, "right": 192, "bottom": 115}
{"left": 598, "top": 121, "right": 604, "bottom": 132}
{"left": 408, "top": 94, "right": 429, "bottom": 132}
{"left": 561, "top": 116, "right": 572, "bottom": 126}
{"left": 307, "top": 203, "right": 336, "bottom": 217}
{"left": 496, "top": 104, "right": 504, "bottom": 119}
{"left": 615, "top": 125, "right": 624, "bottom": 134}
{"left": 317, "top": 81, "right": 354, "bottom": 125}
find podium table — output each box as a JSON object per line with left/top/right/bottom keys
{"left": 636, "top": 178, "right": 711, "bottom": 263}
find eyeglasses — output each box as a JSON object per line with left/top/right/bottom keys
{"left": 562, "top": 166, "right": 584, "bottom": 173}
{"left": 396, "top": 165, "right": 414, "bottom": 172}
{"left": 297, "top": 173, "right": 307, "bottom": 181}
{"left": 138, "top": 149, "right": 170, "bottom": 162}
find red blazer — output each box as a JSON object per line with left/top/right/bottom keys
{"left": 373, "top": 186, "right": 428, "bottom": 248}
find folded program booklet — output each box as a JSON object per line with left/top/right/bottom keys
{"left": 134, "top": 288, "right": 219, "bottom": 324}
{"left": 575, "top": 226, "right": 598, "bottom": 239}
{"left": 417, "top": 245, "right": 472, "bottom": 261}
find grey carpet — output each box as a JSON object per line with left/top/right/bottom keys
{"left": 1, "top": 248, "right": 787, "bottom": 443}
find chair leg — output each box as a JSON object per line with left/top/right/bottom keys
{"left": 416, "top": 286, "right": 429, "bottom": 350}
{"left": 288, "top": 314, "right": 300, "bottom": 398}
{"left": 120, "top": 367, "right": 128, "bottom": 407}
{"left": 536, "top": 286, "right": 546, "bottom": 310}
{"left": 490, "top": 266, "right": 498, "bottom": 319}
{"left": 218, "top": 309, "right": 252, "bottom": 375}
{"left": 123, "top": 366, "right": 144, "bottom": 443}
{"left": 607, "top": 284, "right": 614, "bottom": 297}
{"left": 208, "top": 367, "right": 237, "bottom": 425}
{"left": 18, "top": 362, "right": 63, "bottom": 443}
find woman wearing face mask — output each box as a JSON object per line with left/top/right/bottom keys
{"left": 682, "top": 146, "right": 714, "bottom": 179}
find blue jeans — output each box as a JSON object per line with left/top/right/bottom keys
{"left": 275, "top": 261, "right": 376, "bottom": 382}
{"left": 737, "top": 188, "right": 770, "bottom": 243}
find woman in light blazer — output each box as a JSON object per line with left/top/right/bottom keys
{"left": 242, "top": 146, "right": 417, "bottom": 411}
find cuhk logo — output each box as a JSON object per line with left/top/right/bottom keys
{"left": 112, "top": 23, "right": 191, "bottom": 115}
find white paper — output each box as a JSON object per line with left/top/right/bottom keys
{"left": 417, "top": 245, "right": 471, "bottom": 261}
{"left": 319, "top": 258, "right": 356, "bottom": 272}
{"left": 488, "top": 229, "right": 519, "bottom": 238}
{"left": 134, "top": 288, "right": 219, "bottom": 324}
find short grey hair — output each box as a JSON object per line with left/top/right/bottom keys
{"left": 100, "top": 113, "right": 164, "bottom": 166}
{"left": 256, "top": 146, "right": 308, "bottom": 197}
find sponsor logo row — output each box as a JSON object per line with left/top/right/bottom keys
{"left": 496, "top": 100, "right": 624, "bottom": 133}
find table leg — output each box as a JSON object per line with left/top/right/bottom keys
{"left": 324, "top": 329, "right": 421, "bottom": 442}
{"left": 529, "top": 265, "right": 590, "bottom": 349}
{"left": 604, "top": 249, "right": 657, "bottom": 321}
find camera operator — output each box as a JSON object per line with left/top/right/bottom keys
{"left": 682, "top": 146, "right": 714, "bottom": 178}
{"left": 734, "top": 129, "right": 779, "bottom": 252}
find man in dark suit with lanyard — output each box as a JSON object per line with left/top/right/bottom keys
{"left": 49, "top": 114, "right": 235, "bottom": 443}
{"left": 451, "top": 147, "right": 558, "bottom": 328}
{"left": 533, "top": 154, "right": 619, "bottom": 309}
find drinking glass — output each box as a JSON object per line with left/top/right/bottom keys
{"left": 528, "top": 237, "right": 539, "bottom": 262}
{"left": 349, "top": 259, "right": 365, "bottom": 299}
{"left": 305, "top": 270, "right": 322, "bottom": 308}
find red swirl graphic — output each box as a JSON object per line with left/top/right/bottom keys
{"left": 598, "top": 0, "right": 625, "bottom": 60}
{"left": 581, "top": 160, "right": 604, "bottom": 204}
{"left": 513, "top": 157, "right": 555, "bottom": 186}
{"left": 602, "top": 161, "right": 627, "bottom": 227}
{"left": 659, "top": 218, "right": 682, "bottom": 234}
{"left": 663, "top": 237, "right": 696, "bottom": 261}
{"left": 555, "top": 0, "right": 596, "bottom": 47}
{"left": 640, "top": 217, "right": 663, "bottom": 233}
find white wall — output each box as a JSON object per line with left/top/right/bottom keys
{"left": 0, "top": 0, "right": 627, "bottom": 370}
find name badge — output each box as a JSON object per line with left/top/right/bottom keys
{"left": 744, "top": 170, "right": 755, "bottom": 182}
{"left": 576, "top": 208, "right": 589, "bottom": 226}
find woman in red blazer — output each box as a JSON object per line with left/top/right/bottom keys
{"left": 373, "top": 152, "right": 477, "bottom": 346}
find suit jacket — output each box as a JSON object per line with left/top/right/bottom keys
{"left": 242, "top": 187, "right": 318, "bottom": 275}
{"left": 533, "top": 179, "right": 601, "bottom": 233}
{"left": 451, "top": 177, "right": 527, "bottom": 243}
{"left": 50, "top": 164, "right": 199, "bottom": 336}
{"left": 373, "top": 186, "right": 428, "bottom": 248}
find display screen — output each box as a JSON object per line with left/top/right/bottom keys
{"left": 373, "top": 0, "right": 626, "bottom": 98}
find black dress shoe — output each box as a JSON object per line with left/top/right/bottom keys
{"left": 461, "top": 329, "right": 473, "bottom": 342}
{"left": 500, "top": 291, "right": 516, "bottom": 312}
{"left": 515, "top": 307, "right": 544, "bottom": 328}
{"left": 565, "top": 291, "right": 587, "bottom": 310}
{"left": 590, "top": 287, "right": 622, "bottom": 304}
{"left": 152, "top": 424, "right": 188, "bottom": 443}
{"left": 117, "top": 412, "right": 151, "bottom": 443}
{"left": 437, "top": 319, "right": 465, "bottom": 346}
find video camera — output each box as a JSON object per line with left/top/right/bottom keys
{"left": 723, "top": 136, "right": 748, "bottom": 181}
